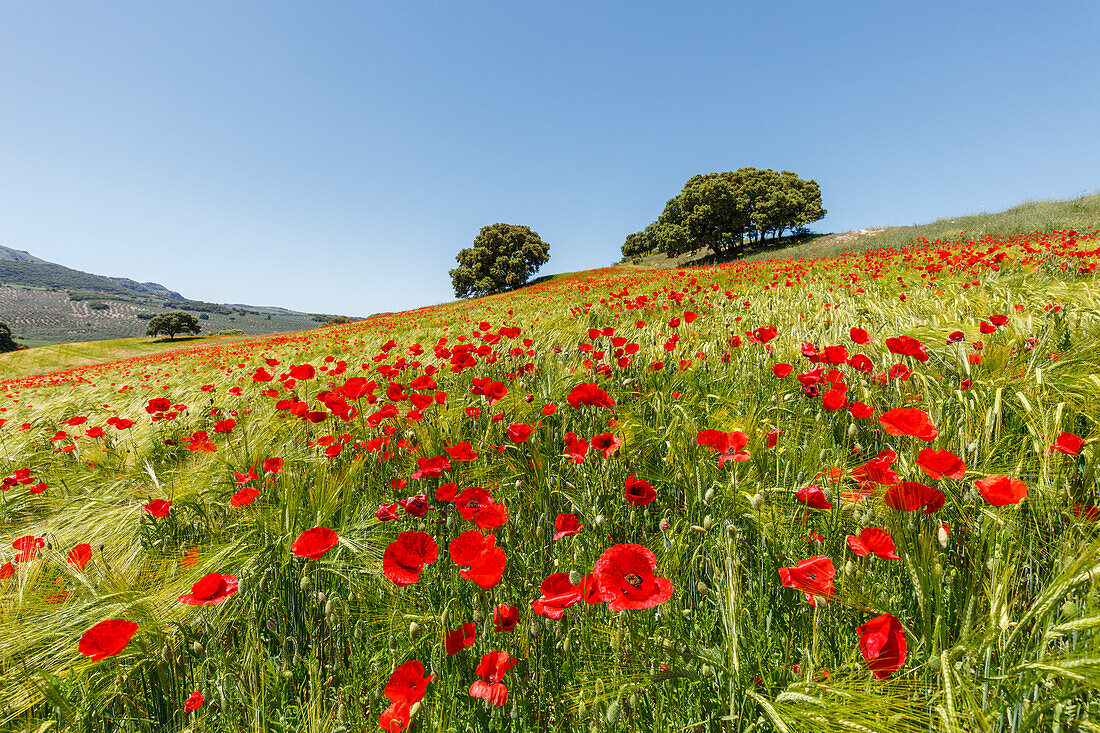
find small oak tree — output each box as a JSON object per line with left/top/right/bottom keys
{"left": 0, "top": 321, "right": 21, "bottom": 353}
{"left": 145, "top": 311, "right": 201, "bottom": 340}
{"left": 450, "top": 224, "right": 550, "bottom": 299}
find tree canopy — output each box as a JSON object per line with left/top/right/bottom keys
{"left": 623, "top": 168, "right": 825, "bottom": 259}
{"left": 145, "top": 311, "right": 201, "bottom": 340}
{"left": 0, "top": 321, "right": 20, "bottom": 353}
{"left": 450, "top": 224, "right": 550, "bottom": 299}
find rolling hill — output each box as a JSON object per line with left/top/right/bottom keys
{"left": 0, "top": 246, "right": 348, "bottom": 344}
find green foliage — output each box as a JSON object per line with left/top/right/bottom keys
{"left": 210, "top": 328, "right": 245, "bottom": 336}
{"left": 450, "top": 223, "right": 551, "bottom": 298}
{"left": 0, "top": 321, "right": 20, "bottom": 353}
{"left": 86, "top": 301, "right": 108, "bottom": 311}
{"left": 144, "top": 311, "right": 201, "bottom": 340}
{"left": 326, "top": 315, "right": 354, "bottom": 325}
{"left": 653, "top": 168, "right": 826, "bottom": 257}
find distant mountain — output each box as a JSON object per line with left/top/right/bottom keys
{"left": 0, "top": 245, "right": 349, "bottom": 345}
{"left": 0, "top": 245, "right": 49, "bottom": 264}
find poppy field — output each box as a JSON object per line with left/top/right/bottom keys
{"left": 1, "top": 228, "right": 1100, "bottom": 732}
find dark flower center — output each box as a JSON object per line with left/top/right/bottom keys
{"left": 624, "top": 573, "right": 644, "bottom": 588}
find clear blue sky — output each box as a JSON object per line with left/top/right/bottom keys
{"left": 2, "top": 2, "right": 1098, "bottom": 316}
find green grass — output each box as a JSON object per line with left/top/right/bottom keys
{"left": 0, "top": 335, "right": 252, "bottom": 382}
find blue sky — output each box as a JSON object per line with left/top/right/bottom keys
{"left": 1, "top": 2, "right": 1098, "bottom": 316}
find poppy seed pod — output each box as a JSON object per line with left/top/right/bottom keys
{"left": 409, "top": 622, "right": 420, "bottom": 640}
{"left": 750, "top": 494, "right": 764, "bottom": 510}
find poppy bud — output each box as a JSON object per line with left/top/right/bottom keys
{"left": 515, "top": 479, "right": 522, "bottom": 490}
{"left": 703, "top": 515, "right": 713, "bottom": 531}
{"left": 472, "top": 609, "right": 483, "bottom": 623}
{"left": 535, "top": 525, "right": 545, "bottom": 539}
{"left": 750, "top": 494, "right": 764, "bottom": 510}
{"left": 594, "top": 514, "right": 606, "bottom": 526}
{"left": 844, "top": 560, "right": 855, "bottom": 575}
{"left": 606, "top": 700, "right": 621, "bottom": 724}
{"left": 629, "top": 510, "right": 638, "bottom": 526}
{"left": 937, "top": 525, "right": 949, "bottom": 548}
{"left": 440, "top": 608, "right": 450, "bottom": 627}
{"left": 853, "top": 443, "right": 864, "bottom": 453}
{"left": 569, "top": 570, "right": 583, "bottom": 585}
{"left": 387, "top": 637, "right": 399, "bottom": 652}
{"left": 325, "top": 599, "right": 336, "bottom": 618}
{"left": 409, "top": 622, "right": 420, "bottom": 640}
{"left": 704, "top": 488, "right": 715, "bottom": 504}
{"left": 696, "top": 581, "right": 708, "bottom": 596}
{"left": 928, "top": 655, "right": 942, "bottom": 671}
{"left": 848, "top": 423, "right": 858, "bottom": 439}
{"left": 300, "top": 577, "right": 312, "bottom": 593}
{"left": 317, "top": 592, "right": 326, "bottom": 604}
{"left": 660, "top": 517, "right": 670, "bottom": 531}
{"left": 192, "top": 641, "right": 204, "bottom": 655}
{"left": 1061, "top": 600, "right": 1078, "bottom": 619}
{"left": 529, "top": 620, "right": 539, "bottom": 637}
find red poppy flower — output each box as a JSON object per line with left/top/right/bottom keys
{"left": 1049, "top": 432, "right": 1084, "bottom": 456}
{"left": 379, "top": 660, "right": 433, "bottom": 732}
{"left": 288, "top": 364, "right": 316, "bottom": 380}
{"left": 213, "top": 418, "right": 236, "bottom": 433}
{"left": 885, "top": 335, "right": 929, "bottom": 362}
{"left": 566, "top": 382, "right": 616, "bottom": 410}
{"left": 593, "top": 543, "right": 673, "bottom": 611}
{"left": 454, "top": 486, "right": 509, "bottom": 529}
{"left": 445, "top": 622, "right": 476, "bottom": 655}
{"left": 590, "top": 432, "right": 623, "bottom": 458}
{"left": 183, "top": 690, "right": 203, "bottom": 713}
{"left": 233, "top": 467, "right": 259, "bottom": 485}
{"left": 179, "top": 572, "right": 239, "bottom": 605}
{"left": 505, "top": 423, "right": 533, "bottom": 443}
{"left": 383, "top": 531, "right": 439, "bottom": 586}
{"left": 772, "top": 363, "right": 793, "bottom": 378}
{"left": 262, "top": 457, "right": 284, "bottom": 474}
{"left": 449, "top": 530, "right": 506, "bottom": 588}
{"left": 470, "top": 650, "right": 516, "bottom": 706}
{"left": 553, "top": 513, "right": 583, "bottom": 540}
{"left": 230, "top": 486, "right": 259, "bottom": 507}
{"left": 848, "top": 402, "right": 874, "bottom": 419}
{"left": 879, "top": 408, "right": 937, "bottom": 441}
{"left": 435, "top": 482, "right": 458, "bottom": 502}
{"left": 916, "top": 448, "right": 966, "bottom": 480}
{"left": 845, "top": 527, "right": 900, "bottom": 559}
{"left": 67, "top": 543, "right": 92, "bottom": 570}
{"left": 974, "top": 475, "right": 1028, "bottom": 506}
{"left": 796, "top": 485, "right": 832, "bottom": 509}
{"left": 13, "top": 535, "right": 45, "bottom": 562}
{"left": 531, "top": 573, "right": 587, "bottom": 619}
{"left": 78, "top": 619, "right": 138, "bottom": 662}
{"left": 884, "top": 482, "right": 945, "bottom": 513}
{"left": 291, "top": 526, "right": 339, "bottom": 559}
{"left": 850, "top": 327, "right": 871, "bottom": 344}
{"left": 445, "top": 441, "right": 478, "bottom": 461}
{"left": 0, "top": 562, "right": 13, "bottom": 579}
{"left": 411, "top": 454, "right": 451, "bottom": 479}
{"left": 777, "top": 556, "right": 835, "bottom": 606}
{"left": 624, "top": 475, "right": 656, "bottom": 506}
{"left": 857, "top": 613, "right": 907, "bottom": 679}
{"left": 399, "top": 494, "right": 434, "bottom": 517}
{"left": 144, "top": 499, "right": 172, "bottom": 518}
{"left": 376, "top": 502, "right": 400, "bottom": 521}
{"left": 492, "top": 604, "right": 519, "bottom": 632}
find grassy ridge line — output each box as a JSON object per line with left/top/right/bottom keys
{"left": 635, "top": 192, "right": 1100, "bottom": 268}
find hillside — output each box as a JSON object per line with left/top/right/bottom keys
{"left": 0, "top": 246, "right": 346, "bottom": 344}
{"left": 0, "top": 223, "right": 1097, "bottom": 731}
{"left": 629, "top": 191, "right": 1100, "bottom": 267}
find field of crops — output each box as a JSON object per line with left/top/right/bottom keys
{"left": 1, "top": 228, "right": 1099, "bottom": 732}
{"left": 0, "top": 286, "right": 332, "bottom": 344}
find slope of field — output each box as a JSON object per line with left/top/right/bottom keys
{"left": 0, "top": 334, "right": 259, "bottom": 382}
{"left": 633, "top": 192, "right": 1100, "bottom": 268}
{"left": 0, "top": 227, "right": 1098, "bottom": 732}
